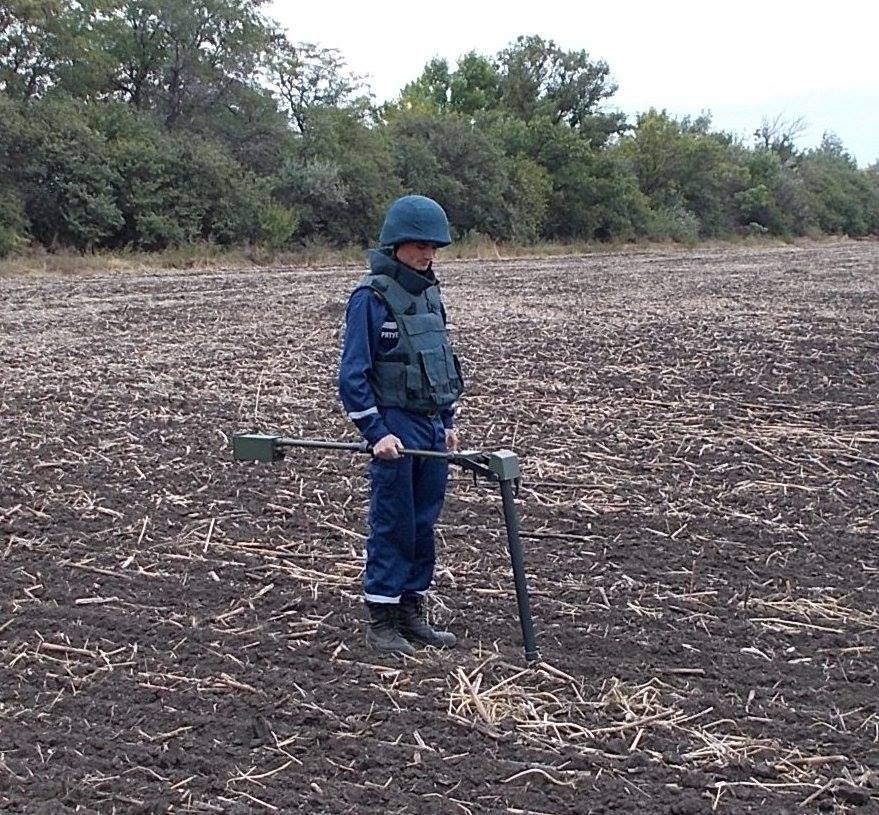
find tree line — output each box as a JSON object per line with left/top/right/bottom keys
{"left": 2, "top": 0, "right": 878, "bottom": 257}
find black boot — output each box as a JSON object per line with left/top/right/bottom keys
{"left": 398, "top": 595, "right": 457, "bottom": 648}
{"left": 365, "top": 602, "right": 417, "bottom": 656}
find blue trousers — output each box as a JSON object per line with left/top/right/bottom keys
{"left": 364, "top": 408, "right": 448, "bottom": 603}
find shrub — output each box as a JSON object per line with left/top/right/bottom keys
{"left": 0, "top": 188, "right": 29, "bottom": 256}
{"left": 258, "top": 202, "right": 300, "bottom": 250}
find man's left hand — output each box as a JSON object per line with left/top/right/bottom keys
{"left": 445, "top": 428, "right": 459, "bottom": 452}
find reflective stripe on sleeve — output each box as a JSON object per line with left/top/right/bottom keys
{"left": 348, "top": 406, "right": 379, "bottom": 420}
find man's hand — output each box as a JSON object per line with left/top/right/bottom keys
{"left": 373, "top": 434, "right": 403, "bottom": 460}
{"left": 445, "top": 428, "right": 459, "bottom": 452}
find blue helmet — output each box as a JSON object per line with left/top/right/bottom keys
{"left": 379, "top": 195, "right": 452, "bottom": 247}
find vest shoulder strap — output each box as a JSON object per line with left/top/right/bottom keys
{"left": 425, "top": 286, "right": 443, "bottom": 314}
{"left": 357, "top": 274, "right": 416, "bottom": 315}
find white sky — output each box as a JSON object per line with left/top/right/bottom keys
{"left": 267, "top": 0, "right": 879, "bottom": 166}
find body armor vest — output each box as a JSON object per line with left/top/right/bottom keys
{"left": 357, "top": 273, "right": 464, "bottom": 412}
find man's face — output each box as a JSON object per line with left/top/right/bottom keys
{"left": 395, "top": 242, "right": 438, "bottom": 272}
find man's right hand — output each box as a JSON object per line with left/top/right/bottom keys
{"left": 373, "top": 434, "right": 404, "bottom": 460}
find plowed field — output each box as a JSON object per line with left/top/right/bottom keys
{"left": 1, "top": 241, "right": 877, "bottom": 814}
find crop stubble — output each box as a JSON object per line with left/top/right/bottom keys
{"left": 1, "top": 241, "right": 877, "bottom": 813}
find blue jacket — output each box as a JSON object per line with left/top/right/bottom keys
{"left": 339, "top": 250, "right": 456, "bottom": 445}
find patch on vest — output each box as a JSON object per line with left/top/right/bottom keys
{"left": 380, "top": 321, "right": 398, "bottom": 341}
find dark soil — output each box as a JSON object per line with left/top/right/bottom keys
{"left": 1, "top": 241, "right": 877, "bottom": 814}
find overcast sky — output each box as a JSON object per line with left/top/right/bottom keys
{"left": 267, "top": 0, "right": 878, "bottom": 167}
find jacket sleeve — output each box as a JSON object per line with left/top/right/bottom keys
{"left": 339, "top": 287, "right": 392, "bottom": 446}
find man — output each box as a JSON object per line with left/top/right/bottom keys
{"left": 339, "top": 195, "right": 464, "bottom": 656}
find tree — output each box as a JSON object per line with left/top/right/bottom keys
{"left": 616, "top": 110, "right": 748, "bottom": 237}
{"left": 0, "top": 0, "right": 78, "bottom": 100}
{"left": 78, "top": 0, "right": 277, "bottom": 127}
{"left": 87, "top": 102, "right": 268, "bottom": 248}
{"left": 268, "top": 39, "right": 370, "bottom": 132}
{"left": 0, "top": 185, "right": 28, "bottom": 256}
{"left": 504, "top": 153, "right": 551, "bottom": 242}
{"left": 753, "top": 114, "right": 806, "bottom": 165}
{"left": 5, "top": 17, "right": 879, "bottom": 252}
{"left": 733, "top": 148, "right": 812, "bottom": 235}
{"left": 2, "top": 0, "right": 279, "bottom": 125}
{"left": 524, "top": 115, "right": 648, "bottom": 240}
{"left": 398, "top": 57, "right": 451, "bottom": 113}
{"left": 389, "top": 111, "right": 518, "bottom": 240}
{"left": 0, "top": 97, "right": 30, "bottom": 254}
{"left": 449, "top": 52, "right": 501, "bottom": 115}
{"left": 397, "top": 53, "right": 501, "bottom": 117}
{"left": 276, "top": 107, "right": 400, "bottom": 244}
{"left": 798, "top": 133, "right": 879, "bottom": 235}
{"left": 272, "top": 158, "right": 348, "bottom": 240}
{"left": 87, "top": 1, "right": 173, "bottom": 109}
{"left": 497, "top": 35, "right": 618, "bottom": 132}
{"left": 4, "top": 96, "right": 123, "bottom": 250}
{"left": 184, "top": 79, "right": 294, "bottom": 175}
{"left": 0, "top": 93, "right": 273, "bottom": 251}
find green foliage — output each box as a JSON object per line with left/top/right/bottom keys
{"left": 387, "top": 108, "right": 645, "bottom": 243}
{"left": 617, "top": 110, "right": 748, "bottom": 237}
{"left": 615, "top": 110, "right": 687, "bottom": 199}
{"left": 798, "top": 134, "right": 879, "bottom": 236}
{"left": 0, "top": 186, "right": 29, "bottom": 256}
{"left": 0, "top": 95, "right": 269, "bottom": 251}
{"left": 185, "top": 82, "right": 297, "bottom": 176}
{"left": 81, "top": 103, "right": 195, "bottom": 248}
{"left": 497, "top": 35, "right": 618, "bottom": 132}
{"left": 257, "top": 202, "right": 300, "bottom": 250}
{"left": 3, "top": 0, "right": 278, "bottom": 122}
{"left": 2, "top": 13, "right": 877, "bottom": 256}
{"left": 734, "top": 149, "right": 812, "bottom": 235}
{"left": 174, "top": 136, "right": 268, "bottom": 245}
{"left": 109, "top": 134, "right": 194, "bottom": 249}
{"left": 398, "top": 58, "right": 452, "bottom": 113}
{"left": 389, "top": 112, "right": 512, "bottom": 238}
{"left": 269, "top": 40, "right": 372, "bottom": 132}
{"left": 111, "top": 130, "right": 267, "bottom": 248}
{"left": 0, "top": 1, "right": 78, "bottom": 100}
{"left": 273, "top": 159, "right": 347, "bottom": 239}
{"left": 504, "top": 155, "right": 552, "bottom": 242}
{"left": 398, "top": 52, "right": 502, "bottom": 118}
{"left": 279, "top": 108, "right": 400, "bottom": 244}
{"left": 3, "top": 96, "right": 123, "bottom": 250}
{"left": 100, "top": 0, "right": 276, "bottom": 127}
{"left": 0, "top": 94, "right": 30, "bottom": 255}
{"left": 521, "top": 116, "right": 648, "bottom": 240}
{"left": 734, "top": 183, "right": 779, "bottom": 230}
{"left": 753, "top": 115, "right": 806, "bottom": 165}
{"left": 521, "top": 116, "right": 597, "bottom": 238}
{"left": 450, "top": 53, "right": 502, "bottom": 116}
{"left": 644, "top": 203, "right": 701, "bottom": 243}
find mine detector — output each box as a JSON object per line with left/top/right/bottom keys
{"left": 232, "top": 433, "right": 540, "bottom": 664}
